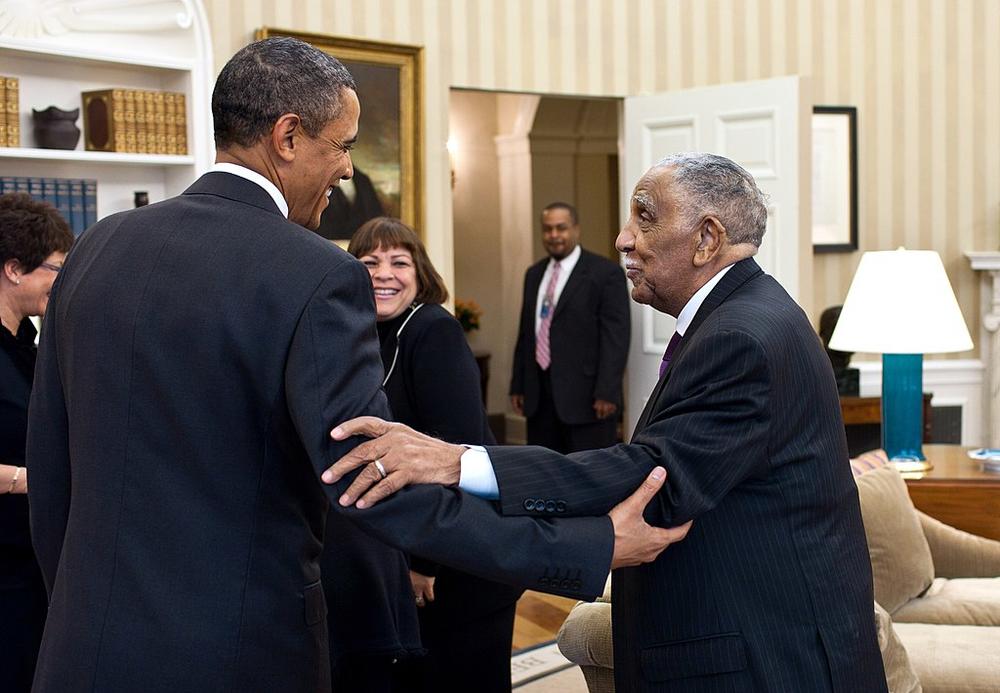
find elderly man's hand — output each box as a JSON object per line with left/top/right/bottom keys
{"left": 324, "top": 417, "right": 464, "bottom": 508}
{"left": 609, "top": 467, "right": 693, "bottom": 569}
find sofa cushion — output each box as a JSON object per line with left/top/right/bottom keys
{"left": 855, "top": 464, "right": 935, "bottom": 613}
{"left": 557, "top": 600, "right": 614, "bottom": 669}
{"left": 893, "top": 577, "right": 1000, "bottom": 626}
{"left": 852, "top": 449, "right": 891, "bottom": 476}
{"left": 873, "top": 602, "right": 921, "bottom": 693}
{"left": 894, "top": 621, "right": 1000, "bottom": 692}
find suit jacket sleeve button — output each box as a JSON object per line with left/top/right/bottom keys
{"left": 523, "top": 499, "right": 535, "bottom": 511}
{"left": 545, "top": 500, "right": 556, "bottom": 513}
{"left": 556, "top": 501, "right": 566, "bottom": 513}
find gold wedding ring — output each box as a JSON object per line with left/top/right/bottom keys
{"left": 373, "top": 459, "right": 388, "bottom": 479}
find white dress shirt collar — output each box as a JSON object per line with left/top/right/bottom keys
{"left": 210, "top": 162, "right": 289, "bottom": 219}
{"left": 674, "top": 263, "right": 736, "bottom": 337}
{"left": 548, "top": 243, "right": 581, "bottom": 274}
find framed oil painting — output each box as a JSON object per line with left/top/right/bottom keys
{"left": 256, "top": 28, "right": 423, "bottom": 241}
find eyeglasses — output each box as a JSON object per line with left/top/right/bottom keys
{"left": 39, "top": 262, "right": 62, "bottom": 273}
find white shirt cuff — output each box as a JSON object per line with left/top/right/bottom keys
{"left": 459, "top": 445, "right": 500, "bottom": 500}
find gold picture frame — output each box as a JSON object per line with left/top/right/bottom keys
{"left": 256, "top": 28, "right": 423, "bottom": 240}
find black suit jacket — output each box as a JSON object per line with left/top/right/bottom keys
{"left": 26, "top": 173, "right": 612, "bottom": 693}
{"left": 490, "top": 259, "right": 886, "bottom": 692}
{"left": 510, "top": 248, "right": 630, "bottom": 424}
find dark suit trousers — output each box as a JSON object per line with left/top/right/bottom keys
{"left": 526, "top": 368, "right": 617, "bottom": 453}
{"left": 0, "top": 553, "right": 47, "bottom": 693}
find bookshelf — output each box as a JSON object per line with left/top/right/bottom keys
{"left": 0, "top": 0, "right": 214, "bottom": 222}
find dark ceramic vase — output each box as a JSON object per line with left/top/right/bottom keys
{"left": 32, "top": 106, "right": 81, "bottom": 150}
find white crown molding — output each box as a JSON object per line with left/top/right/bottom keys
{"left": 0, "top": 1, "right": 194, "bottom": 39}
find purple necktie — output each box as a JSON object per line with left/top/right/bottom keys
{"left": 658, "top": 332, "right": 682, "bottom": 379}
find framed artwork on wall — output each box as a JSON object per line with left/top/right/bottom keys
{"left": 256, "top": 28, "right": 423, "bottom": 241}
{"left": 812, "top": 105, "right": 858, "bottom": 253}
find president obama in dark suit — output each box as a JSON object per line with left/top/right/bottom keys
{"left": 326, "top": 153, "right": 887, "bottom": 692}
{"left": 25, "top": 38, "right": 685, "bottom": 693}
{"left": 510, "top": 203, "right": 630, "bottom": 452}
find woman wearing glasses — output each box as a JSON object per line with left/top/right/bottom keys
{"left": 0, "top": 192, "right": 74, "bottom": 691}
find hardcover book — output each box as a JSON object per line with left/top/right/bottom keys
{"left": 42, "top": 177, "right": 57, "bottom": 207}
{"left": 123, "top": 89, "right": 137, "bottom": 153}
{"left": 68, "top": 178, "right": 85, "bottom": 235}
{"left": 82, "top": 89, "right": 127, "bottom": 152}
{"left": 164, "top": 92, "right": 177, "bottom": 154}
{"left": 153, "top": 91, "right": 166, "bottom": 154}
{"left": 83, "top": 179, "right": 97, "bottom": 229}
{"left": 0, "top": 76, "right": 6, "bottom": 147}
{"left": 55, "top": 178, "right": 72, "bottom": 225}
{"left": 143, "top": 91, "right": 155, "bottom": 154}
{"left": 175, "top": 93, "right": 187, "bottom": 155}
{"left": 134, "top": 88, "right": 147, "bottom": 154}
{"left": 6, "top": 77, "right": 19, "bottom": 147}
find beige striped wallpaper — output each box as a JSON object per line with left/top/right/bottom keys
{"left": 204, "top": 0, "right": 999, "bottom": 358}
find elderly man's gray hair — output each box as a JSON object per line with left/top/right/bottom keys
{"left": 657, "top": 152, "right": 768, "bottom": 247}
{"left": 212, "top": 37, "right": 357, "bottom": 149}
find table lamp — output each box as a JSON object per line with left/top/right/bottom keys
{"left": 829, "top": 248, "right": 973, "bottom": 473}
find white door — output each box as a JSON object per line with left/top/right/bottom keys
{"left": 620, "top": 76, "right": 811, "bottom": 434}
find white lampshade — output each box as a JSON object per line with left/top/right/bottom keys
{"left": 829, "top": 248, "right": 973, "bottom": 355}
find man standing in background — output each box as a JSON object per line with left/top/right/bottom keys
{"left": 510, "top": 202, "right": 630, "bottom": 452}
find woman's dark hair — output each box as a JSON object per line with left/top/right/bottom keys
{"left": 348, "top": 217, "right": 449, "bottom": 305}
{"left": 0, "top": 192, "right": 74, "bottom": 271}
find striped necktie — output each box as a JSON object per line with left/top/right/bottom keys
{"left": 535, "top": 261, "right": 562, "bottom": 370}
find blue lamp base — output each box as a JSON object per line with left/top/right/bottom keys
{"left": 881, "top": 353, "right": 933, "bottom": 474}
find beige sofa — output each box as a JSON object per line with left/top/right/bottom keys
{"left": 557, "top": 461, "right": 1000, "bottom": 693}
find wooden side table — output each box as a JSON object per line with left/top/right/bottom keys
{"left": 904, "top": 445, "right": 1000, "bottom": 541}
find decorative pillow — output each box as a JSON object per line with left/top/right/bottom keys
{"left": 855, "top": 464, "right": 935, "bottom": 613}
{"left": 851, "top": 449, "right": 890, "bottom": 477}
{"left": 873, "top": 602, "right": 922, "bottom": 693}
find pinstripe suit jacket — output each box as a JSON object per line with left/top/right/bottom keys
{"left": 489, "top": 258, "right": 886, "bottom": 692}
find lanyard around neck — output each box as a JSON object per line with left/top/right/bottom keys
{"left": 382, "top": 303, "right": 424, "bottom": 386}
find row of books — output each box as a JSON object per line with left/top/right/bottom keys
{"left": 0, "top": 76, "right": 20, "bottom": 147}
{"left": 82, "top": 89, "right": 188, "bottom": 155}
{"left": 1, "top": 176, "right": 97, "bottom": 237}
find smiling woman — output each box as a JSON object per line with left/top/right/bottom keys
{"left": 337, "top": 217, "right": 522, "bottom": 693}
